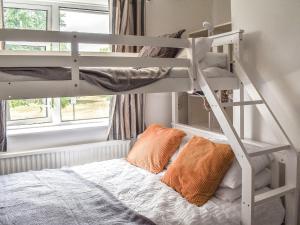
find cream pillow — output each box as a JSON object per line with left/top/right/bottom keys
{"left": 220, "top": 155, "right": 272, "bottom": 189}
{"left": 215, "top": 168, "right": 272, "bottom": 202}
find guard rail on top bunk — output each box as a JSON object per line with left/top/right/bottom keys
{"left": 0, "top": 29, "right": 243, "bottom": 100}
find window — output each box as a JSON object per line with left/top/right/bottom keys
{"left": 8, "top": 98, "right": 50, "bottom": 122}
{"left": 59, "top": 8, "right": 110, "bottom": 52}
{"left": 4, "top": 5, "right": 50, "bottom": 51}
{"left": 4, "top": 0, "right": 111, "bottom": 127}
{"left": 4, "top": 4, "right": 51, "bottom": 125}
{"left": 61, "top": 96, "right": 111, "bottom": 121}
{"left": 4, "top": 7, "right": 47, "bottom": 30}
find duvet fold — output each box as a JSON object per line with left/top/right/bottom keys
{"left": 0, "top": 169, "right": 155, "bottom": 225}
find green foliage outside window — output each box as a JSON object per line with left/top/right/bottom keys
{"left": 4, "top": 8, "right": 47, "bottom": 30}
{"left": 9, "top": 99, "right": 44, "bottom": 108}
{"left": 5, "top": 44, "right": 46, "bottom": 51}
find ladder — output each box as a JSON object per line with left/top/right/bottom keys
{"left": 196, "top": 60, "right": 299, "bottom": 225}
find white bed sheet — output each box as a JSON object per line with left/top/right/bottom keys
{"left": 71, "top": 159, "right": 284, "bottom": 225}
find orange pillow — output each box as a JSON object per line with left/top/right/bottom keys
{"left": 127, "top": 124, "right": 186, "bottom": 174}
{"left": 161, "top": 136, "right": 234, "bottom": 206}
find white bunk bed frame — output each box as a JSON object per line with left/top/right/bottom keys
{"left": 0, "top": 28, "right": 298, "bottom": 225}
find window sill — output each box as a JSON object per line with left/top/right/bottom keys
{"left": 7, "top": 120, "right": 109, "bottom": 137}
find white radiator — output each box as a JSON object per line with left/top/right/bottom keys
{"left": 0, "top": 140, "right": 132, "bottom": 175}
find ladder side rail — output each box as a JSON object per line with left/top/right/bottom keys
{"left": 234, "top": 60, "right": 295, "bottom": 148}
{"left": 236, "top": 40, "right": 245, "bottom": 140}
{"left": 234, "top": 59, "right": 298, "bottom": 225}
{"left": 196, "top": 66, "right": 254, "bottom": 225}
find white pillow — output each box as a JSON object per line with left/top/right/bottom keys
{"left": 199, "top": 52, "right": 228, "bottom": 69}
{"left": 220, "top": 155, "right": 272, "bottom": 189}
{"left": 176, "top": 49, "right": 188, "bottom": 59}
{"left": 215, "top": 168, "right": 272, "bottom": 202}
{"left": 167, "top": 137, "right": 189, "bottom": 166}
{"left": 202, "top": 67, "right": 234, "bottom": 78}
{"left": 187, "top": 37, "right": 213, "bottom": 62}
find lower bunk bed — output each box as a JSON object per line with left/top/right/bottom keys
{"left": 0, "top": 160, "right": 284, "bottom": 225}
{"left": 0, "top": 131, "right": 285, "bottom": 225}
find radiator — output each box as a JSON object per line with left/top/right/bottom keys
{"left": 0, "top": 140, "right": 132, "bottom": 175}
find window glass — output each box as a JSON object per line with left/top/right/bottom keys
{"left": 61, "top": 96, "right": 111, "bottom": 121}
{"left": 60, "top": 9, "right": 110, "bottom": 52}
{"left": 8, "top": 99, "right": 49, "bottom": 121}
{"left": 4, "top": 7, "right": 49, "bottom": 51}
{"left": 4, "top": 8, "right": 47, "bottom": 30}
{"left": 4, "top": 7, "right": 51, "bottom": 124}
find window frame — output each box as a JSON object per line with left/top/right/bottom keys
{"left": 4, "top": 3, "right": 53, "bottom": 126}
{"left": 4, "top": 0, "right": 111, "bottom": 128}
{"left": 7, "top": 98, "right": 53, "bottom": 126}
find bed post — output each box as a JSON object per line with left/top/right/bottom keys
{"left": 233, "top": 38, "right": 244, "bottom": 139}
{"left": 71, "top": 32, "right": 80, "bottom": 96}
{"left": 189, "top": 38, "right": 198, "bottom": 92}
{"left": 172, "top": 38, "right": 195, "bottom": 128}
{"left": 172, "top": 92, "right": 178, "bottom": 127}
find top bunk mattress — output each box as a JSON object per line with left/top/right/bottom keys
{"left": 0, "top": 50, "right": 237, "bottom": 92}
{"left": 0, "top": 67, "right": 190, "bottom": 92}
{"left": 0, "top": 66, "right": 236, "bottom": 92}
{"left": 0, "top": 67, "right": 190, "bottom": 81}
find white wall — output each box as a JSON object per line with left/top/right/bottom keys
{"left": 145, "top": 0, "right": 212, "bottom": 37}
{"left": 145, "top": 93, "right": 172, "bottom": 127}
{"left": 231, "top": 0, "right": 300, "bottom": 149}
{"left": 7, "top": 125, "right": 107, "bottom": 152}
{"left": 212, "top": 0, "right": 231, "bottom": 25}
{"left": 145, "top": 0, "right": 212, "bottom": 127}
{"left": 144, "top": 0, "right": 231, "bottom": 127}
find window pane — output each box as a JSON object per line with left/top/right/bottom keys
{"left": 4, "top": 7, "right": 49, "bottom": 51}
{"left": 4, "top": 7, "right": 50, "bottom": 124}
{"left": 60, "top": 9, "right": 110, "bottom": 52}
{"left": 60, "top": 97, "right": 74, "bottom": 121}
{"left": 4, "top": 7, "right": 47, "bottom": 30}
{"left": 61, "top": 96, "right": 111, "bottom": 121}
{"left": 8, "top": 99, "right": 48, "bottom": 121}
{"left": 5, "top": 44, "right": 46, "bottom": 51}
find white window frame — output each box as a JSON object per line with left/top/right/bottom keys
{"left": 7, "top": 98, "right": 53, "bottom": 126}
{"left": 4, "top": 0, "right": 111, "bottom": 128}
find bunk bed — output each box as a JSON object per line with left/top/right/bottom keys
{"left": 0, "top": 29, "right": 239, "bottom": 99}
{"left": 0, "top": 28, "right": 298, "bottom": 225}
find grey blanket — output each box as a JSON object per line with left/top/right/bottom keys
{"left": 0, "top": 169, "right": 156, "bottom": 225}
{"left": 0, "top": 67, "right": 171, "bottom": 92}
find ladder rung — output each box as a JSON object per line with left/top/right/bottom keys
{"left": 255, "top": 185, "right": 296, "bottom": 206}
{"left": 221, "top": 100, "right": 264, "bottom": 107}
{"left": 247, "top": 144, "right": 290, "bottom": 157}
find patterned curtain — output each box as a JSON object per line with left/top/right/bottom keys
{"left": 0, "top": 0, "right": 7, "bottom": 152}
{"left": 107, "top": 0, "right": 145, "bottom": 140}
{"left": 0, "top": 101, "right": 6, "bottom": 152}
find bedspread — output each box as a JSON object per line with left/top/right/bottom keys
{"left": 72, "top": 159, "right": 285, "bottom": 225}
{"left": 0, "top": 169, "right": 155, "bottom": 225}
{"left": 0, "top": 67, "right": 170, "bottom": 92}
